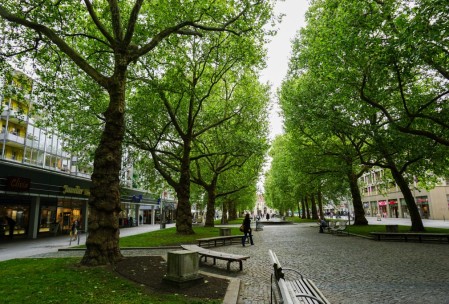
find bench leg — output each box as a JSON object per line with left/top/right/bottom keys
{"left": 213, "top": 257, "right": 216, "bottom": 265}
{"left": 239, "top": 261, "right": 243, "bottom": 271}
{"left": 227, "top": 261, "right": 231, "bottom": 272}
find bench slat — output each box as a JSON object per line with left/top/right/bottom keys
{"left": 269, "top": 250, "right": 330, "bottom": 304}
{"left": 181, "top": 244, "right": 249, "bottom": 271}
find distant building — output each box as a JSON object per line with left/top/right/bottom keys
{"left": 359, "top": 168, "right": 449, "bottom": 220}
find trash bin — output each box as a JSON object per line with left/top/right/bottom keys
{"left": 385, "top": 225, "right": 398, "bottom": 232}
{"left": 160, "top": 222, "right": 166, "bottom": 229}
{"left": 219, "top": 228, "right": 231, "bottom": 236}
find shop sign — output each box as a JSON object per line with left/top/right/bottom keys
{"left": 378, "top": 200, "right": 387, "bottom": 206}
{"left": 6, "top": 176, "right": 31, "bottom": 192}
{"left": 62, "top": 185, "right": 90, "bottom": 196}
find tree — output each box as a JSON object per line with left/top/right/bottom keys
{"left": 125, "top": 33, "right": 268, "bottom": 233}
{"left": 283, "top": 0, "right": 449, "bottom": 230}
{"left": 0, "top": 1, "right": 275, "bottom": 265}
{"left": 190, "top": 73, "right": 270, "bottom": 227}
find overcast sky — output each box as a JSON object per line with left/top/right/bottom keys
{"left": 259, "top": 0, "right": 309, "bottom": 139}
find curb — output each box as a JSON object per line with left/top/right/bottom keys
{"left": 199, "top": 271, "right": 240, "bottom": 304}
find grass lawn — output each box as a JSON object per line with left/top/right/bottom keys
{"left": 0, "top": 226, "right": 238, "bottom": 304}
{"left": 0, "top": 257, "right": 220, "bottom": 304}
{"left": 347, "top": 224, "right": 449, "bottom": 237}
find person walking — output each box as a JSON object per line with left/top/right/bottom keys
{"left": 5, "top": 216, "right": 16, "bottom": 239}
{"left": 70, "top": 220, "right": 78, "bottom": 241}
{"left": 242, "top": 213, "right": 254, "bottom": 246}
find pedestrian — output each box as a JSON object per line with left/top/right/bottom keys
{"left": 241, "top": 213, "right": 254, "bottom": 246}
{"left": 70, "top": 220, "right": 78, "bottom": 241}
{"left": 5, "top": 216, "right": 16, "bottom": 239}
{"left": 266, "top": 213, "right": 270, "bottom": 221}
{"left": 318, "top": 218, "right": 327, "bottom": 233}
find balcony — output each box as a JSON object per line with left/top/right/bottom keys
{"left": 0, "top": 131, "right": 25, "bottom": 147}
{"left": 1, "top": 107, "right": 29, "bottom": 124}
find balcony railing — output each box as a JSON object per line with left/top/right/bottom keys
{"left": 0, "top": 131, "right": 25, "bottom": 145}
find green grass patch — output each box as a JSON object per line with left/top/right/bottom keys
{"left": 119, "top": 226, "right": 242, "bottom": 247}
{"left": 0, "top": 258, "right": 219, "bottom": 304}
{"left": 347, "top": 225, "right": 449, "bottom": 237}
{"left": 213, "top": 218, "right": 244, "bottom": 225}
{"left": 285, "top": 216, "right": 316, "bottom": 224}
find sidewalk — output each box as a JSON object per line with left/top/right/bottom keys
{"left": 0, "top": 223, "right": 175, "bottom": 262}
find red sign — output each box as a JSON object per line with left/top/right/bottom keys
{"left": 6, "top": 176, "right": 31, "bottom": 192}
{"left": 378, "top": 201, "right": 387, "bottom": 206}
{"left": 389, "top": 201, "right": 397, "bottom": 205}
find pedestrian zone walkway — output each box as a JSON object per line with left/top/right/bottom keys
{"left": 1, "top": 219, "right": 449, "bottom": 303}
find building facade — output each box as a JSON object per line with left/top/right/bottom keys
{"left": 360, "top": 169, "right": 449, "bottom": 220}
{"left": 0, "top": 69, "right": 168, "bottom": 240}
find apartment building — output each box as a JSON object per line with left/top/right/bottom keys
{"left": 0, "top": 69, "right": 163, "bottom": 240}
{"left": 359, "top": 169, "right": 449, "bottom": 220}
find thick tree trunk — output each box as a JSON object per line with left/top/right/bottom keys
{"left": 347, "top": 171, "right": 368, "bottom": 225}
{"left": 297, "top": 201, "right": 301, "bottom": 218}
{"left": 204, "top": 185, "right": 216, "bottom": 227}
{"left": 221, "top": 201, "right": 229, "bottom": 224}
{"left": 389, "top": 167, "right": 425, "bottom": 232}
{"left": 175, "top": 151, "right": 194, "bottom": 234}
{"left": 229, "top": 202, "right": 237, "bottom": 220}
{"left": 81, "top": 80, "right": 125, "bottom": 266}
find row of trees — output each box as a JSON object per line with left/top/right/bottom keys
{"left": 265, "top": 0, "right": 449, "bottom": 232}
{"left": 0, "top": 1, "right": 276, "bottom": 266}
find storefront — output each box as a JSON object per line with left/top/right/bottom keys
{"left": 416, "top": 196, "right": 430, "bottom": 219}
{"left": 0, "top": 160, "right": 156, "bottom": 239}
{"left": 378, "top": 200, "right": 387, "bottom": 217}
{"left": 389, "top": 199, "right": 398, "bottom": 218}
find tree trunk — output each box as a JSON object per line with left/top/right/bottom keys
{"left": 229, "top": 201, "right": 237, "bottom": 220}
{"left": 301, "top": 197, "right": 306, "bottom": 219}
{"left": 175, "top": 146, "right": 194, "bottom": 234}
{"left": 317, "top": 191, "right": 324, "bottom": 219}
{"left": 297, "top": 201, "right": 301, "bottom": 218}
{"left": 305, "top": 196, "right": 310, "bottom": 219}
{"left": 221, "top": 201, "right": 229, "bottom": 224}
{"left": 311, "top": 193, "right": 319, "bottom": 220}
{"left": 204, "top": 185, "right": 216, "bottom": 227}
{"left": 389, "top": 167, "right": 425, "bottom": 232}
{"left": 81, "top": 79, "right": 125, "bottom": 266}
{"left": 347, "top": 171, "right": 368, "bottom": 225}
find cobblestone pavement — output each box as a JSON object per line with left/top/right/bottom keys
{"left": 13, "top": 222, "right": 449, "bottom": 304}
{"left": 198, "top": 224, "right": 449, "bottom": 304}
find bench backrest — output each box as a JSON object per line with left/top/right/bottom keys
{"left": 269, "top": 249, "right": 285, "bottom": 281}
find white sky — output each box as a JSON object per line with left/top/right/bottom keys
{"left": 259, "top": 0, "right": 309, "bottom": 139}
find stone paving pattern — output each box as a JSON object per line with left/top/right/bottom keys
{"left": 30, "top": 223, "right": 449, "bottom": 304}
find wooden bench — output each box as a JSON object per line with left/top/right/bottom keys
{"left": 327, "top": 221, "right": 349, "bottom": 235}
{"left": 370, "top": 232, "right": 449, "bottom": 243}
{"left": 181, "top": 244, "right": 250, "bottom": 271}
{"left": 269, "top": 250, "right": 330, "bottom": 304}
{"left": 196, "top": 235, "right": 246, "bottom": 247}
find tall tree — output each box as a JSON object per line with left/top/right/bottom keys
{"left": 0, "top": 1, "right": 275, "bottom": 265}
{"left": 190, "top": 73, "right": 269, "bottom": 226}
{"left": 125, "top": 33, "right": 268, "bottom": 233}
